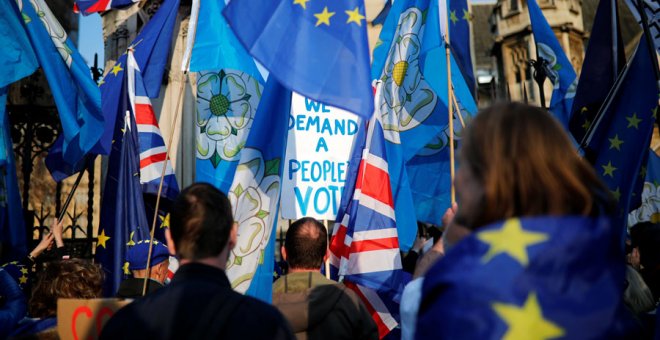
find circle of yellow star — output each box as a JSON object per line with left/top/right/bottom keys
{"left": 293, "top": 0, "right": 309, "bottom": 9}
{"left": 97, "top": 229, "right": 110, "bottom": 249}
{"left": 581, "top": 119, "right": 591, "bottom": 131}
{"left": 126, "top": 231, "right": 136, "bottom": 246}
{"left": 19, "top": 275, "right": 28, "bottom": 284}
{"left": 462, "top": 9, "right": 471, "bottom": 21}
{"left": 477, "top": 218, "right": 549, "bottom": 266}
{"left": 492, "top": 293, "right": 565, "bottom": 340}
{"left": 111, "top": 63, "right": 124, "bottom": 76}
{"left": 345, "top": 7, "right": 365, "bottom": 26}
{"left": 602, "top": 161, "right": 617, "bottom": 178}
{"left": 97, "top": 77, "right": 105, "bottom": 87}
{"left": 626, "top": 113, "right": 642, "bottom": 129}
{"left": 608, "top": 134, "right": 623, "bottom": 150}
{"left": 20, "top": 267, "right": 28, "bottom": 275}
{"left": 314, "top": 6, "right": 335, "bottom": 27}
{"left": 123, "top": 262, "right": 131, "bottom": 275}
{"left": 160, "top": 213, "right": 170, "bottom": 229}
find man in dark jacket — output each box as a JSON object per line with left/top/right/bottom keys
{"left": 273, "top": 217, "right": 377, "bottom": 340}
{"left": 116, "top": 239, "right": 169, "bottom": 298}
{"left": 101, "top": 183, "right": 293, "bottom": 340}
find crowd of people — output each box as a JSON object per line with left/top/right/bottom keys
{"left": 0, "top": 103, "right": 659, "bottom": 339}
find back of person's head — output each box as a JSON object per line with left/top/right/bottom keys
{"left": 170, "top": 183, "right": 234, "bottom": 260}
{"left": 28, "top": 259, "right": 103, "bottom": 318}
{"left": 456, "top": 102, "right": 612, "bottom": 230}
{"left": 284, "top": 217, "right": 327, "bottom": 270}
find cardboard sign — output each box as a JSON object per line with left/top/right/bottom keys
{"left": 57, "top": 298, "right": 131, "bottom": 340}
{"left": 281, "top": 92, "right": 360, "bottom": 220}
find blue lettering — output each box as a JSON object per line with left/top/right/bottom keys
{"left": 320, "top": 118, "right": 333, "bottom": 135}
{"left": 306, "top": 116, "right": 319, "bottom": 131}
{"left": 313, "top": 187, "right": 330, "bottom": 215}
{"left": 347, "top": 120, "right": 358, "bottom": 135}
{"left": 288, "top": 159, "right": 301, "bottom": 180}
{"left": 323, "top": 161, "right": 332, "bottom": 181}
{"left": 288, "top": 114, "right": 295, "bottom": 130}
{"left": 322, "top": 104, "right": 330, "bottom": 113}
{"left": 301, "top": 161, "right": 310, "bottom": 182}
{"left": 334, "top": 119, "right": 345, "bottom": 135}
{"left": 338, "top": 162, "right": 346, "bottom": 182}
{"left": 311, "top": 162, "right": 322, "bottom": 182}
{"left": 315, "top": 137, "right": 328, "bottom": 152}
{"left": 294, "top": 187, "right": 312, "bottom": 215}
{"left": 296, "top": 115, "right": 305, "bottom": 130}
{"left": 305, "top": 99, "right": 322, "bottom": 112}
{"left": 328, "top": 185, "right": 339, "bottom": 215}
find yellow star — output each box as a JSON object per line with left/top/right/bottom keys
{"left": 293, "top": 0, "right": 309, "bottom": 9}
{"left": 97, "top": 77, "right": 105, "bottom": 87}
{"left": 580, "top": 106, "right": 588, "bottom": 115}
{"left": 97, "top": 229, "right": 110, "bottom": 249}
{"left": 20, "top": 267, "right": 28, "bottom": 275}
{"left": 450, "top": 10, "right": 458, "bottom": 24}
{"left": 111, "top": 63, "right": 124, "bottom": 76}
{"left": 19, "top": 275, "right": 28, "bottom": 284}
{"left": 602, "top": 161, "right": 617, "bottom": 177}
{"left": 626, "top": 113, "right": 642, "bottom": 129}
{"left": 126, "top": 231, "right": 136, "bottom": 246}
{"left": 608, "top": 134, "right": 623, "bottom": 150}
{"left": 581, "top": 119, "right": 591, "bottom": 131}
{"left": 477, "top": 218, "right": 549, "bottom": 266}
{"left": 345, "top": 7, "right": 365, "bottom": 26}
{"left": 314, "top": 6, "right": 335, "bottom": 26}
{"left": 611, "top": 187, "right": 621, "bottom": 201}
{"left": 123, "top": 262, "right": 131, "bottom": 275}
{"left": 492, "top": 293, "right": 565, "bottom": 340}
{"left": 462, "top": 9, "right": 471, "bottom": 21}
{"left": 159, "top": 213, "right": 170, "bottom": 229}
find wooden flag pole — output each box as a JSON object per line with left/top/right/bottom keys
{"left": 142, "top": 18, "right": 197, "bottom": 294}
{"left": 443, "top": 1, "right": 456, "bottom": 205}
{"left": 324, "top": 220, "right": 331, "bottom": 280}
{"left": 450, "top": 86, "right": 466, "bottom": 129}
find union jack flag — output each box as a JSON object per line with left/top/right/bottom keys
{"left": 126, "top": 51, "right": 178, "bottom": 200}
{"left": 329, "top": 83, "right": 407, "bottom": 338}
{"left": 74, "top": 0, "right": 138, "bottom": 15}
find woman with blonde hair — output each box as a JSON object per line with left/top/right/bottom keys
{"left": 416, "top": 103, "right": 639, "bottom": 339}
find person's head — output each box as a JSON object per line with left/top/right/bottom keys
{"left": 282, "top": 217, "right": 328, "bottom": 271}
{"left": 126, "top": 240, "right": 170, "bottom": 283}
{"left": 453, "top": 102, "right": 612, "bottom": 234}
{"left": 29, "top": 259, "right": 104, "bottom": 318}
{"left": 166, "top": 183, "right": 237, "bottom": 267}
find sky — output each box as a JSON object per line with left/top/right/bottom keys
{"left": 77, "top": 13, "right": 104, "bottom": 68}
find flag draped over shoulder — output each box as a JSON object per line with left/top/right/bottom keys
{"left": 18, "top": 0, "right": 104, "bottom": 173}
{"left": 225, "top": 77, "right": 290, "bottom": 303}
{"left": 223, "top": 0, "right": 373, "bottom": 120}
{"left": 629, "top": 150, "right": 660, "bottom": 227}
{"left": 96, "top": 0, "right": 180, "bottom": 295}
{"left": 447, "top": 0, "right": 476, "bottom": 97}
{"left": 74, "top": 0, "right": 138, "bottom": 15}
{"left": 569, "top": 0, "right": 625, "bottom": 145}
{"left": 584, "top": 38, "right": 658, "bottom": 233}
{"left": 527, "top": 0, "right": 577, "bottom": 127}
{"left": 417, "top": 216, "right": 639, "bottom": 339}
{"left": 329, "top": 87, "right": 408, "bottom": 338}
{"left": 192, "top": 0, "right": 265, "bottom": 194}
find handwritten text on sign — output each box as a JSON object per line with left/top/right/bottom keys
{"left": 281, "top": 93, "right": 359, "bottom": 220}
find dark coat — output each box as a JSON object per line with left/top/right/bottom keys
{"left": 101, "top": 263, "right": 294, "bottom": 340}
{"left": 116, "top": 278, "right": 164, "bottom": 299}
{"left": 272, "top": 272, "right": 378, "bottom": 340}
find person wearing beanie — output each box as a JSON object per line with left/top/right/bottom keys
{"left": 116, "top": 239, "right": 170, "bottom": 298}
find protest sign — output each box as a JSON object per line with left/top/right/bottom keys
{"left": 57, "top": 298, "right": 131, "bottom": 340}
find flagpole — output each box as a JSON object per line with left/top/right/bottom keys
{"left": 142, "top": 18, "right": 196, "bottom": 296}
{"left": 442, "top": 0, "right": 456, "bottom": 205}
{"left": 56, "top": 157, "right": 92, "bottom": 221}
{"left": 450, "top": 87, "right": 466, "bottom": 129}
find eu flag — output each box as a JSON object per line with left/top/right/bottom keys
{"left": 569, "top": 0, "right": 625, "bottom": 145}
{"left": 527, "top": 0, "right": 577, "bottom": 127}
{"left": 225, "top": 77, "right": 291, "bottom": 302}
{"left": 0, "top": 0, "right": 37, "bottom": 88}
{"left": 448, "top": 0, "right": 476, "bottom": 97}
{"left": 223, "top": 0, "right": 373, "bottom": 120}
{"left": 417, "top": 216, "right": 639, "bottom": 339}
{"left": 584, "top": 37, "right": 658, "bottom": 233}
{"left": 19, "top": 0, "right": 104, "bottom": 171}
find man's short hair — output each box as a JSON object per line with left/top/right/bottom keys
{"left": 285, "top": 217, "right": 327, "bottom": 270}
{"left": 170, "top": 183, "right": 234, "bottom": 260}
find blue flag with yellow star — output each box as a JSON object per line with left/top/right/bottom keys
{"left": 584, "top": 37, "right": 658, "bottom": 233}
{"left": 417, "top": 216, "right": 640, "bottom": 339}
{"left": 448, "top": 0, "right": 476, "bottom": 97}
{"left": 568, "top": 0, "right": 625, "bottom": 145}
{"left": 223, "top": 0, "right": 373, "bottom": 120}
{"left": 528, "top": 0, "right": 577, "bottom": 127}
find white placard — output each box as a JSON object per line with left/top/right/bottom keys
{"left": 281, "top": 92, "right": 360, "bottom": 220}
